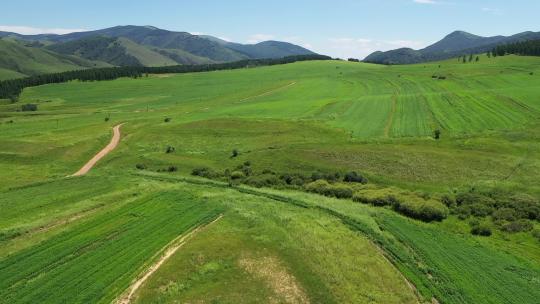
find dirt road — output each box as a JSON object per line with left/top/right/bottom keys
{"left": 117, "top": 215, "right": 223, "bottom": 304}
{"left": 72, "top": 124, "right": 123, "bottom": 176}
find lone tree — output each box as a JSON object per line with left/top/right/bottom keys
{"left": 434, "top": 129, "right": 441, "bottom": 140}
{"left": 462, "top": 56, "right": 467, "bottom": 63}
{"left": 475, "top": 56, "right": 480, "bottom": 62}
{"left": 487, "top": 51, "right": 491, "bottom": 58}
{"left": 468, "top": 54, "right": 473, "bottom": 62}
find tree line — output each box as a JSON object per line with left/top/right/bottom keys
{"left": 0, "top": 54, "right": 331, "bottom": 100}
{"left": 492, "top": 39, "right": 540, "bottom": 57}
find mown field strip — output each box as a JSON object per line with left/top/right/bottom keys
{"left": 0, "top": 191, "right": 222, "bottom": 304}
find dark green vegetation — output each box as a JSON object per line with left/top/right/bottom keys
{"left": 0, "top": 25, "right": 315, "bottom": 76}
{"left": 493, "top": 39, "right": 540, "bottom": 57}
{"left": 1, "top": 56, "right": 540, "bottom": 303}
{"left": 364, "top": 30, "right": 540, "bottom": 64}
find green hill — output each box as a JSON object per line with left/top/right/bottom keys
{"left": 0, "top": 38, "right": 110, "bottom": 77}
{"left": 47, "top": 36, "right": 179, "bottom": 67}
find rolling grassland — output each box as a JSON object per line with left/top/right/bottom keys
{"left": 1, "top": 55, "right": 539, "bottom": 303}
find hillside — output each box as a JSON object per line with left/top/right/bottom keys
{"left": 0, "top": 25, "right": 315, "bottom": 69}
{"left": 364, "top": 30, "right": 540, "bottom": 64}
{"left": 47, "top": 36, "right": 178, "bottom": 67}
{"left": 0, "top": 38, "right": 110, "bottom": 77}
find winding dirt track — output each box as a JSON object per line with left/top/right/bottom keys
{"left": 72, "top": 124, "right": 123, "bottom": 176}
{"left": 117, "top": 215, "right": 223, "bottom": 304}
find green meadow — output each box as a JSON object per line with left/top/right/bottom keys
{"left": 1, "top": 55, "right": 540, "bottom": 303}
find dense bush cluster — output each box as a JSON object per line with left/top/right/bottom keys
{"left": 353, "top": 188, "right": 448, "bottom": 222}
{"left": 443, "top": 189, "right": 540, "bottom": 236}
{"left": 0, "top": 54, "right": 331, "bottom": 100}
{"left": 305, "top": 180, "right": 353, "bottom": 199}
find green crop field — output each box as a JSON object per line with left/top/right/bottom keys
{"left": 1, "top": 55, "right": 540, "bottom": 303}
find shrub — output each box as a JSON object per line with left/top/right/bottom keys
{"left": 305, "top": 180, "right": 353, "bottom": 199}
{"left": 501, "top": 219, "right": 533, "bottom": 233}
{"left": 191, "top": 167, "right": 219, "bottom": 178}
{"left": 328, "top": 184, "right": 354, "bottom": 198}
{"left": 21, "top": 104, "right": 38, "bottom": 111}
{"left": 354, "top": 188, "right": 448, "bottom": 222}
{"left": 492, "top": 208, "right": 516, "bottom": 222}
{"left": 353, "top": 191, "right": 398, "bottom": 207}
{"left": 471, "top": 222, "right": 492, "bottom": 236}
{"left": 135, "top": 163, "right": 147, "bottom": 170}
{"left": 165, "top": 146, "right": 175, "bottom": 154}
{"left": 395, "top": 200, "right": 449, "bottom": 222}
{"left": 104, "top": 117, "right": 110, "bottom": 122}
{"left": 230, "top": 171, "right": 244, "bottom": 180}
{"left": 245, "top": 174, "right": 283, "bottom": 188}
{"left": 167, "top": 166, "right": 177, "bottom": 172}
{"left": 305, "top": 179, "right": 331, "bottom": 194}
{"left": 343, "top": 171, "right": 368, "bottom": 184}
{"left": 433, "top": 129, "right": 441, "bottom": 140}
{"left": 231, "top": 149, "right": 239, "bottom": 158}
{"left": 532, "top": 229, "right": 540, "bottom": 242}
{"left": 164, "top": 117, "right": 171, "bottom": 123}
{"left": 311, "top": 171, "right": 341, "bottom": 182}
{"left": 441, "top": 194, "right": 456, "bottom": 208}
{"left": 280, "top": 173, "right": 308, "bottom": 186}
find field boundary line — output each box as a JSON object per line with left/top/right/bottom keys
{"left": 116, "top": 214, "right": 223, "bottom": 304}
{"left": 71, "top": 123, "right": 124, "bottom": 176}
{"left": 236, "top": 81, "right": 296, "bottom": 103}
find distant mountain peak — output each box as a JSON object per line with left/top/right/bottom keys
{"left": 364, "top": 29, "right": 540, "bottom": 64}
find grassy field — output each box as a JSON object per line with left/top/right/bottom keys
{"left": 1, "top": 55, "right": 539, "bottom": 303}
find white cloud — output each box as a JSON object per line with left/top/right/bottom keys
{"left": 413, "top": 0, "right": 437, "bottom": 4}
{"left": 481, "top": 7, "right": 503, "bottom": 15}
{"left": 323, "top": 37, "right": 429, "bottom": 59}
{"left": 246, "top": 34, "right": 275, "bottom": 44}
{"left": 0, "top": 25, "right": 87, "bottom": 35}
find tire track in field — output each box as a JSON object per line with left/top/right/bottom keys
{"left": 384, "top": 93, "right": 398, "bottom": 137}
{"left": 71, "top": 124, "right": 123, "bottom": 176}
{"left": 117, "top": 214, "right": 223, "bottom": 304}
{"left": 235, "top": 82, "right": 297, "bottom": 104}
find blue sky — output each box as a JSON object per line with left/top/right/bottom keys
{"left": 1, "top": 0, "right": 539, "bottom": 59}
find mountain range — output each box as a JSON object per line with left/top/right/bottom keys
{"left": 0, "top": 25, "right": 315, "bottom": 79}
{"left": 364, "top": 30, "right": 540, "bottom": 64}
